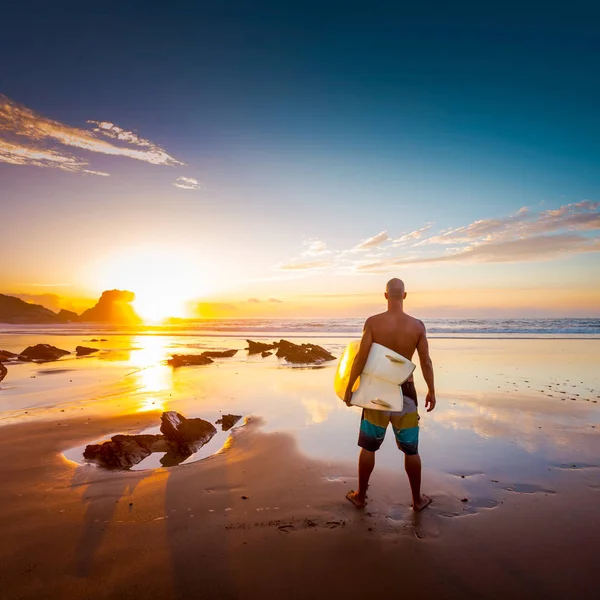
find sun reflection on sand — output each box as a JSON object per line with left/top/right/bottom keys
{"left": 128, "top": 336, "right": 174, "bottom": 413}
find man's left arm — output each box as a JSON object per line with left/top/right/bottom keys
{"left": 343, "top": 319, "right": 374, "bottom": 406}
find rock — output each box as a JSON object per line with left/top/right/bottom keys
{"left": 79, "top": 290, "right": 142, "bottom": 324}
{"left": 76, "top": 346, "right": 99, "bottom": 356}
{"left": 0, "top": 349, "right": 18, "bottom": 363}
{"left": 0, "top": 363, "right": 6, "bottom": 383}
{"left": 246, "top": 340, "right": 276, "bottom": 354}
{"left": 57, "top": 309, "right": 80, "bottom": 322}
{"left": 261, "top": 351, "right": 272, "bottom": 358}
{"left": 83, "top": 434, "right": 165, "bottom": 469}
{"left": 201, "top": 349, "right": 238, "bottom": 358}
{"left": 19, "top": 344, "right": 70, "bottom": 362}
{"left": 160, "top": 411, "right": 217, "bottom": 453}
{"left": 274, "top": 339, "right": 336, "bottom": 364}
{"left": 167, "top": 354, "right": 214, "bottom": 367}
{"left": 215, "top": 414, "right": 242, "bottom": 431}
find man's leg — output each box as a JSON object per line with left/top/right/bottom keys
{"left": 348, "top": 410, "right": 387, "bottom": 507}
{"left": 404, "top": 453, "right": 431, "bottom": 510}
{"left": 357, "top": 448, "right": 375, "bottom": 500}
{"left": 392, "top": 398, "right": 432, "bottom": 511}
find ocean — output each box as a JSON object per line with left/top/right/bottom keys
{"left": 1, "top": 317, "right": 599, "bottom": 338}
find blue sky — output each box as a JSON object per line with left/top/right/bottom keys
{"left": 1, "top": 1, "right": 599, "bottom": 317}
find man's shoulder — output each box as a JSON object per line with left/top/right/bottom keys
{"left": 404, "top": 313, "right": 426, "bottom": 331}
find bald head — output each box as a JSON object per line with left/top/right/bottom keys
{"left": 386, "top": 278, "right": 405, "bottom": 298}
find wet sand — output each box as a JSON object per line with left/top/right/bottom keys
{"left": 0, "top": 334, "right": 598, "bottom": 598}
{"left": 0, "top": 412, "right": 598, "bottom": 599}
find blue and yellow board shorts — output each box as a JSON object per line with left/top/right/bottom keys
{"left": 358, "top": 381, "right": 419, "bottom": 455}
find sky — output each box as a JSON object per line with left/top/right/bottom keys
{"left": 1, "top": 1, "right": 599, "bottom": 319}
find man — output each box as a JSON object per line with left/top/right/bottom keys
{"left": 344, "top": 278, "right": 436, "bottom": 511}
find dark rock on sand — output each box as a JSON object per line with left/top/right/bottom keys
{"left": 84, "top": 434, "right": 166, "bottom": 469}
{"left": 215, "top": 414, "right": 242, "bottom": 431}
{"left": 275, "top": 339, "right": 336, "bottom": 364}
{"left": 201, "top": 349, "right": 238, "bottom": 358}
{"left": 0, "top": 363, "right": 7, "bottom": 383}
{"left": 246, "top": 340, "right": 277, "bottom": 354}
{"left": 0, "top": 349, "right": 18, "bottom": 363}
{"left": 19, "top": 344, "right": 70, "bottom": 362}
{"left": 160, "top": 411, "right": 217, "bottom": 454}
{"left": 79, "top": 289, "right": 142, "bottom": 324}
{"left": 167, "top": 354, "right": 214, "bottom": 367}
{"left": 76, "top": 346, "right": 99, "bottom": 356}
{"left": 261, "top": 351, "right": 272, "bottom": 358}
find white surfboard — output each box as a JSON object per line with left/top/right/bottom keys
{"left": 334, "top": 341, "right": 416, "bottom": 411}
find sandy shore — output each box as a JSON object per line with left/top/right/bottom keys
{"left": 0, "top": 409, "right": 598, "bottom": 599}
{"left": 0, "top": 333, "right": 599, "bottom": 598}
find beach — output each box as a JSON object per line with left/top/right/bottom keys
{"left": 0, "top": 324, "right": 598, "bottom": 599}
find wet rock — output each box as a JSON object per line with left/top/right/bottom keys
{"left": 261, "top": 351, "right": 272, "bottom": 358}
{"left": 160, "top": 411, "right": 217, "bottom": 453}
{"left": 167, "top": 354, "right": 214, "bottom": 367}
{"left": 201, "top": 349, "right": 238, "bottom": 358}
{"left": 274, "top": 339, "right": 336, "bottom": 364}
{"left": 246, "top": 340, "right": 276, "bottom": 354}
{"left": 76, "top": 346, "right": 99, "bottom": 356}
{"left": 0, "top": 349, "right": 18, "bottom": 363}
{"left": 0, "top": 363, "right": 6, "bottom": 383}
{"left": 83, "top": 434, "right": 165, "bottom": 469}
{"left": 215, "top": 414, "right": 242, "bottom": 431}
{"left": 19, "top": 344, "right": 70, "bottom": 362}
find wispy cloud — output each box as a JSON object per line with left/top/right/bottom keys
{"left": 0, "top": 94, "right": 183, "bottom": 174}
{"left": 357, "top": 234, "right": 600, "bottom": 271}
{"left": 173, "top": 176, "right": 202, "bottom": 190}
{"left": 393, "top": 225, "right": 432, "bottom": 246}
{"left": 354, "top": 231, "right": 390, "bottom": 250}
{"left": 274, "top": 201, "right": 600, "bottom": 275}
{"left": 301, "top": 238, "right": 330, "bottom": 256}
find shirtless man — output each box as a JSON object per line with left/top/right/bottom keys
{"left": 344, "top": 278, "right": 436, "bottom": 511}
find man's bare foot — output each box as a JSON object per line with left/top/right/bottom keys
{"left": 346, "top": 490, "right": 367, "bottom": 508}
{"left": 412, "top": 494, "right": 432, "bottom": 511}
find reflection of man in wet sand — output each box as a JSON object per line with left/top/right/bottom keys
{"left": 344, "top": 278, "right": 436, "bottom": 511}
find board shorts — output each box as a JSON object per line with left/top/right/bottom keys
{"left": 358, "top": 381, "right": 419, "bottom": 455}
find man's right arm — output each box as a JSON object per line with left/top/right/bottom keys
{"left": 416, "top": 322, "right": 436, "bottom": 412}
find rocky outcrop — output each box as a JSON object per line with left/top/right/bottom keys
{"left": 0, "top": 363, "right": 6, "bottom": 384}
{"left": 201, "top": 349, "right": 238, "bottom": 358}
{"left": 275, "top": 340, "right": 336, "bottom": 364}
{"left": 83, "top": 434, "right": 166, "bottom": 469}
{"left": 57, "top": 309, "right": 80, "bottom": 322}
{"left": 0, "top": 350, "right": 18, "bottom": 363}
{"left": 79, "top": 290, "right": 142, "bottom": 324}
{"left": 160, "top": 411, "right": 217, "bottom": 454}
{"left": 245, "top": 339, "right": 336, "bottom": 364}
{"left": 76, "top": 346, "right": 99, "bottom": 356}
{"left": 0, "top": 294, "right": 61, "bottom": 324}
{"left": 19, "top": 344, "right": 70, "bottom": 362}
{"left": 246, "top": 340, "right": 277, "bottom": 354}
{"left": 215, "top": 414, "right": 242, "bottom": 431}
{"left": 167, "top": 354, "right": 214, "bottom": 367}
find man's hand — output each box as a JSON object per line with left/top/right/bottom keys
{"left": 425, "top": 391, "right": 436, "bottom": 412}
{"left": 343, "top": 386, "right": 353, "bottom": 407}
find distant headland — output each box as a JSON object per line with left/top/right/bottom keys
{"left": 0, "top": 290, "right": 142, "bottom": 324}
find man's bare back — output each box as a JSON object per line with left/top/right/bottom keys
{"left": 366, "top": 311, "right": 425, "bottom": 380}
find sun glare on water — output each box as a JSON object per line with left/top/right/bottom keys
{"left": 93, "top": 246, "right": 209, "bottom": 323}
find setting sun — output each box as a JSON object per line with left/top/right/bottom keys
{"left": 91, "top": 245, "right": 209, "bottom": 322}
